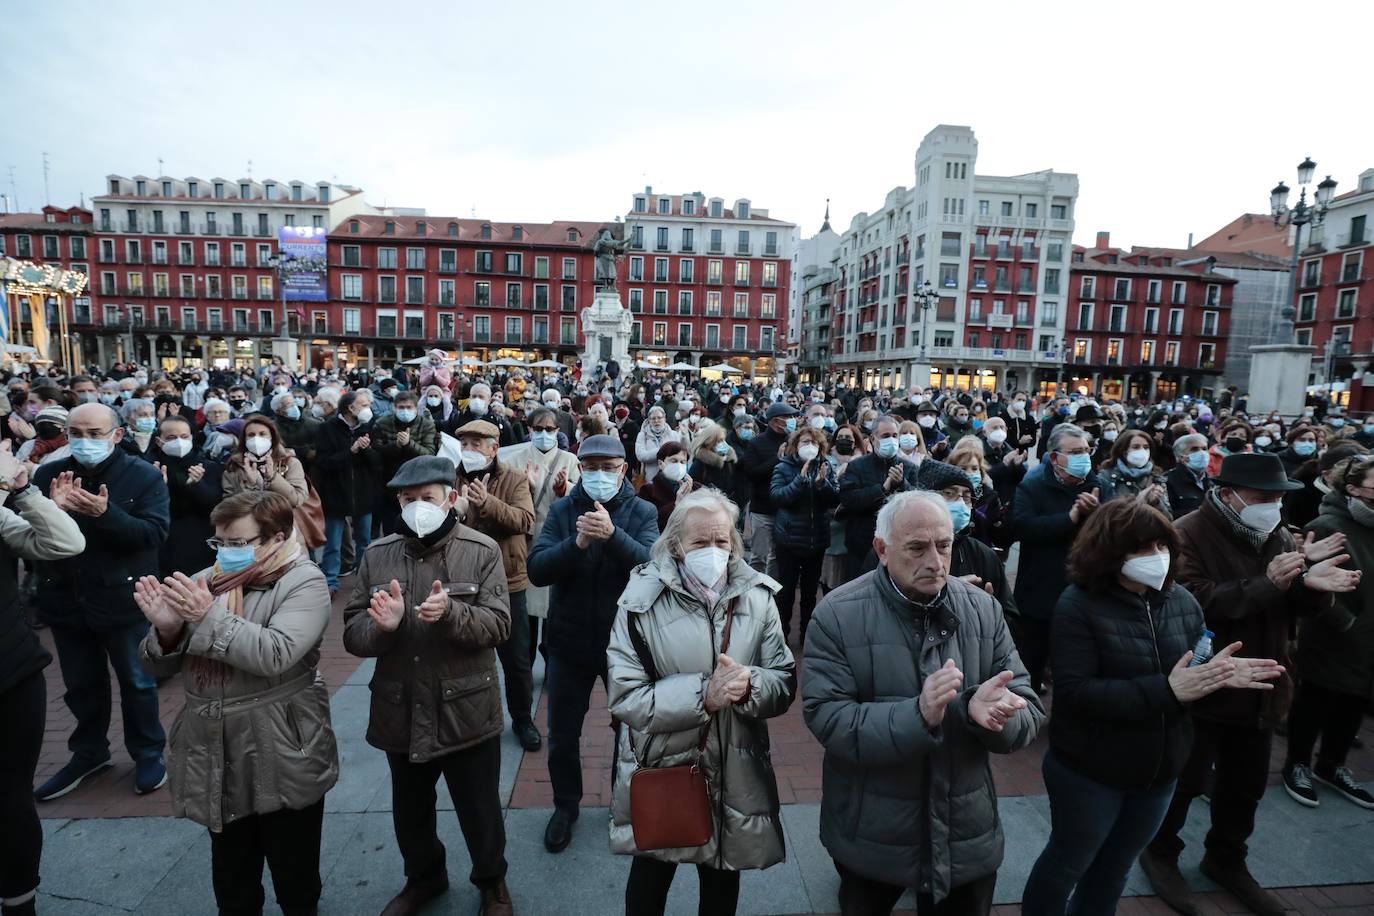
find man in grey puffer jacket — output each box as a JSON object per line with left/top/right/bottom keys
{"left": 803, "top": 490, "right": 1045, "bottom": 914}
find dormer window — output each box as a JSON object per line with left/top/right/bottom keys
{"left": 683, "top": 198, "right": 696, "bottom": 215}
{"left": 349, "top": 220, "right": 359, "bottom": 234}
{"left": 710, "top": 200, "right": 723, "bottom": 219}
{"left": 188, "top": 181, "right": 199, "bottom": 197}
{"left": 317, "top": 185, "right": 329, "bottom": 203}
{"left": 161, "top": 181, "right": 172, "bottom": 196}
{"left": 136, "top": 180, "right": 146, "bottom": 195}
{"left": 109, "top": 179, "right": 121, "bottom": 195}
{"left": 264, "top": 183, "right": 276, "bottom": 200}
{"left": 416, "top": 221, "right": 426, "bottom": 236}
{"left": 448, "top": 222, "right": 459, "bottom": 237}
{"left": 291, "top": 184, "right": 303, "bottom": 202}
{"left": 239, "top": 183, "right": 251, "bottom": 198}
{"left": 513, "top": 225, "right": 523, "bottom": 241}
{"left": 567, "top": 229, "right": 579, "bottom": 243}
{"left": 480, "top": 224, "right": 492, "bottom": 239}
{"left": 634, "top": 197, "right": 647, "bottom": 213}
{"left": 737, "top": 202, "right": 750, "bottom": 219}
{"left": 384, "top": 221, "right": 395, "bottom": 235}
{"left": 657, "top": 198, "right": 671, "bottom": 214}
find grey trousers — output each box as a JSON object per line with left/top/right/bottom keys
{"left": 747, "top": 512, "right": 778, "bottom": 581}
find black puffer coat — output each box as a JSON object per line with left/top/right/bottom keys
{"left": 1049, "top": 582, "right": 1203, "bottom": 791}
{"left": 740, "top": 426, "right": 789, "bottom": 515}
{"left": 769, "top": 454, "right": 839, "bottom": 555}
{"left": 835, "top": 452, "right": 920, "bottom": 556}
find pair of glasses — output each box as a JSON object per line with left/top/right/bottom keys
{"left": 206, "top": 537, "right": 260, "bottom": 550}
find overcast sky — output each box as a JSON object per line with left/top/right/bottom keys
{"left": 3, "top": 0, "right": 1367, "bottom": 250}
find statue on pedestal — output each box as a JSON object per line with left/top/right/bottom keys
{"left": 592, "top": 227, "right": 632, "bottom": 290}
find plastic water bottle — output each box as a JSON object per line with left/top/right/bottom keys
{"left": 1188, "top": 629, "right": 1214, "bottom": 667}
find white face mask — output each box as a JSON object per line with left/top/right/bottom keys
{"left": 1234, "top": 493, "right": 1283, "bottom": 534}
{"left": 798, "top": 443, "right": 820, "bottom": 462}
{"left": 460, "top": 449, "right": 490, "bottom": 473}
{"left": 544, "top": 399, "right": 560, "bottom": 410}
{"left": 661, "top": 461, "right": 687, "bottom": 482}
{"left": 245, "top": 435, "right": 272, "bottom": 457}
{"left": 427, "top": 396, "right": 443, "bottom": 407}
{"left": 401, "top": 499, "right": 449, "bottom": 537}
{"left": 468, "top": 398, "right": 488, "bottom": 416}
{"left": 917, "top": 416, "right": 936, "bottom": 429}
{"left": 1121, "top": 550, "right": 1170, "bottom": 591}
{"left": 808, "top": 415, "right": 826, "bottom": 430}
{"left": 986, "top": 429, "right": 1007, "bottom": 445}
{"left": 354, "top": 406, "right": 374, "bottom": 425}
{"left": 160, "top": 438, "right": 192, "bottom": 458}
{"left": 682, "top": 546, "right": 729, "bottom": 585}
{"left": 1125, "top": 448, "right": 1151, "bottom": 468}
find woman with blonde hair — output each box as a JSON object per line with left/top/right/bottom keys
{"left": 895, "top": 419, "right": 926, "bottom": 466}
{"left": 686, "top": 419, "right": 737, "bottom": 496}
{"left": 606, "top": 489, "right": 795, "bottom": 916}
{"left": 947, "top": 435, "right": 1011, "bottom": 549}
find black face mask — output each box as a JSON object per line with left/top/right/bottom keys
{"left": 229, "top": 399, "right": 246, "bottom": 409}
{"left": 835, "top": 439, "right": 855, "bottom": 456}
{"left": 1226, "top": 437, "right": 1247, "bottom": 453}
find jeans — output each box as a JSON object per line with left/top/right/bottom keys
{"left": 625, "top": 856, "right": 741, "bottom": 916}
{"left": 1286, "top": 679, "right": 1366, "bottom": 770}
{"left": 1148, "top": 721, "right": 1271, "bottom": 868}
{"left": 387, "top": 738, "right": 507, "bottom": 888}
{"left": 496, "top": 590, "right": 533, "bottom": 725}
{"left": 208, "top": 799, "right": 324, "bottom": 916}
{"left": 0, "top": 672, "right": 45, "bottom": 902}
{"left": 834, "top": 861, "right": 995, "bottom": 916}
{"left": 50, "top": 620, "right": 166, "bottom": 766}
{"left": 774, "top": 542, "right": 823, "bottom": 642}
{"left": 545, "top": 651, "right": 608, "bottom": 811}
{"left": 1022, "top": 749, "right": 1176, "bottom": 916}
{"left": 747, "top": 512, "right": 778, "bottom": 580}
{"left": 323, "top": 513, "right": 372, "bottom": 590}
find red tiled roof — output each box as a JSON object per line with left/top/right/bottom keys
{"left": 1191, "top": 213, "right": 1291, "bottom": 258}
{"left": 0, "top": 213, "right": 93, "bottom": 233}
{"left": 333, "top": 216, "right": 615, "bottom": 246}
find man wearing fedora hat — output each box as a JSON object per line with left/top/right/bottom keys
{"left": 1138, "top": 452, "right": 1359, "bottom": 916}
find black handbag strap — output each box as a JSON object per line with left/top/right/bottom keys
{"left": 625, "top": 596, "right": 736, "bottom": 760}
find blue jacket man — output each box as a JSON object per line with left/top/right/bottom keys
{"left": 526, "top": 434, "right": 658, "bottom": 854}
{"left": 1010, "top": 422, "right": 1100, "bottom": 693}
{"left": 33, "top": 402, "right": 171, "bottom": 800}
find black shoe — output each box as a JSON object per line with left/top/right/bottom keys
{"left": 513, "top": 719, "right": 542, "bottom": 752}
{"left": 1137, "top": 847, "right": 1199, "bottom": 916}
{"left": 1313, "top": 763, "right": 1374, "bottom": 809}
{"left": 1198, "top": 856, "right": 1285, "bottom": 916}
{"left": 1283, "top": 762, "right": 1319, "bottom": 808}
{"left": 478, "top": 880, "right": 514, "bottom": 916}
{"left": 34, "top": 757, "right": 113, "bottom": 802}
{"left": 379, "top": 871, "right": 449, "bottom": 916}
{"left": 543, "top": 807, "right": 577, "bottom": 853}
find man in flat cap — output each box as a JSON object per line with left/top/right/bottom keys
{"left": 342, "top": 455, "right": 515, "bottom": 916}
{"left": 453, "top": 420, "right": 539, "bottom": 751}
{"left": 527, "top": 434, "right": 658, "bottom": 853}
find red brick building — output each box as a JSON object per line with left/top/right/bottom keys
{"left": 325, "top": 215, "right": 611, "bottom": 369}
{"left": 1292, "top": 169, "right": 1374, "bottom": 412}
{"left": 622, "top": 188, "right": 794, "bottom": 376}
{"left": 1067, "top": 232, "right": 1236, "bottom": 401}
{"left": 0, "top": 206, "right": 94, "bottom": 360}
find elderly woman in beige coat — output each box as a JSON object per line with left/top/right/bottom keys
{"left": 137, "top": 490, "right": 336, "bottom": 916}
{"left": 607, "top": 488, "right": 796, "bottom": 916}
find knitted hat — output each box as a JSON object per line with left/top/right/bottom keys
{"left": 917, "top": 460, "right": 971, "bottom": 492}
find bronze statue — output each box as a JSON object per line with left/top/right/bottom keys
{"left": 592, "top": 227, "right": 632, "bottom": 289}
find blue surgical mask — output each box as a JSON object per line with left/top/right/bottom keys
{"left": 395, "top": 409, "right": 417, "bottom": 424}
{"left": 294, "top": 396, "right": 307, "bottom": 408}
{"left": 532, "top": 430, "right": 557, "bottom": 452}
{"left": 1063, "top": 453, "right": 1093, "bottom": 477}
{"left": 824, "top": 417, "right": 836, "bottom": 432}
{"left": 134, "top": 417, "right": 157, "bottom": 434}
{"left": 784, "top": 418, "right": 797, "bottom": 433}
{"left": 946, "top": 499, "right": 971, "bottom": 532}
{"left": 1330, "top": 418, "right": 1345, "bottom": 428}
{"left": 972, "top": 419, "right": 984, "bottom": 430}
{"left": 1294, "top": 440, "right": 1317, "bottom": 457}
{"left": 714, "top": 441, "right": 730, "bottom": 455}
{"left": 216, "top": 544, "right": 256, "bottom": 573}
{"left": 966, "top": 470, "right": 982, "bottom": 489}
{"left": 877, "top": 437, "right": 899, "bottom": 459}
{"left": 70, "top": 438, "right": 113, "bottom": 466}
{"left": 738, "top": 428, "right": 755, "bottom": 441}
{"left": 1057, "top": 406, "right": 1070, "bottom": 417}
{"left": 1187, "top": 450, "right": 1209, "bottom": 471}
{"left": 286, "top": 405, "right": 301, "bottom": 420}
{"left": 1365, "top": 424, "right": 1374, "bottom": 436}
{"left": 581, "top": 469, "right": 621, "bottom": 502}
{"left": 898, "top": 433, "right": 919, "bottom": 451}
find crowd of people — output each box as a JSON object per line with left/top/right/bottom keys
{"left": 1, "top": 344, "right": 1371, "bottom": 916}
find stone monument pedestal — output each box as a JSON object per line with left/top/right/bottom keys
{"left": 1246, "top": 343, "right": 1315, "bottom": 417}
{"left": 579, "top": 287, "right": 632, "bottom": 372}
{"left": 270, "top": 337, "right": 301, "bottom": 372}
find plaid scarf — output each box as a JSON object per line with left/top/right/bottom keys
{"left": 189, "top": 539, "right": 303, "bottom": 691}
{"left": 1205, "top": 488, "right": 1270, "bottom": 552}
{"left": 677, "top": 559, "right": 727, "bottom": 608}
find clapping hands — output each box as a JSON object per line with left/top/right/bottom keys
{"left": 704, "top": 654, "right": 751, "bottom": 712}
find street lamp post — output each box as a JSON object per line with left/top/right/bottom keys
{"left": 912, "top": 279, "right": 937, "bottom": 390}
{"left": 1270, "top": 157, "right": 1337, "bottom": 343}
{"left": 267, "top": 252, "right": 300, "bottom": 369}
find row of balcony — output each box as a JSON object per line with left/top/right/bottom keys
{"left": 99, "top": 221, "right": 278, "bottom": 237}
{"left": 630, "top": 242, "right": 781, "bottom": 258}
{"left": 98, "top": 254, "right": 277, "bottom": 268}
{"left": 1079, "top": 288, "right": 1222, "bottom": 307}
{"left": 1075, "top": 321, "right": 1222, "bottom": 336}
{"left": 971, "top": 244, "right": 1041, "bottom": 261}
{"left": 100, "top": 285, "right": 274, "bottom": 299}
{"left": 1070, "top": 354, "right": 1219, "bottom": 371}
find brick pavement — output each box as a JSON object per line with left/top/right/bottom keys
{"left": 32, "top": 581, "right": 363, "bottom": 821}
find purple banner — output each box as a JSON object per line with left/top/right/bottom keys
{"left": 277, "top": 226, "right": 328, "bottom": 302}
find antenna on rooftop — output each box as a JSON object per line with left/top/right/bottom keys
{"left": 6, "top": 166, "right": 16, "bottom": 212}
{"left": 42, "top": 152, "right": 50, "bottom": 205}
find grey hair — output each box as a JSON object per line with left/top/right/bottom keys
{"left": 646, "top": 405, "right": 666, "bottom": 419}
{"left": 469, "top": 383, "right": 491, "bottom": 399}
{"left": 313, "top": 388, "right": 340, "bottom": 408}
{"left": 1047, "top": 423, "right": 1090, "bottom": 453}
{"left": 203, "top": 397, "right": 230, "bottom": 414}
{"left": 650, "top": 488, "right": 744, "bottom": 564}
{"left": 119, "top": 398, "right": 154, "bottom": 420}
{"left": 270, "top": 391, "right": 296, "bottom": 412}
{"left": 1173, "top": 432, "right": 1208, "bottom": 457}
{"left": 875, "top": 490, "right": 952, "bottom": 544}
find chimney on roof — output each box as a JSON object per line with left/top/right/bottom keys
{"left": 1095, "top": 231, "right": 1110, "bottom": 249}
{"left": 644, "top": 185, "right": 652, "bottom": 196}
{"left": 1187, "top": 232, "right": 1194, "bottom": 249}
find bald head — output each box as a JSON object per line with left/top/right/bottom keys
{"left": 874, "top": 491, "right": 953, "bottom": 598}
{"left": 69, "top": 402, "right": 120, "bottom": 431}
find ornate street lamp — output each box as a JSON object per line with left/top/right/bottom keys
{"left": 1270, "top": 158, "right": 1335, "bottom": 342}
{"left": 913, "top": 279, "right": 937, "bottom": 361}
{"left": 267, "top": 252, "right": 300, "bottom": 361}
